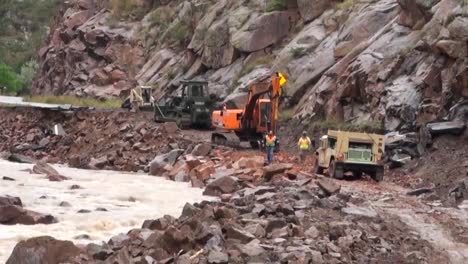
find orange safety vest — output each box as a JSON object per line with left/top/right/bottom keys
{"left": 265, "top": 135, "right": 276, "bottom": 147}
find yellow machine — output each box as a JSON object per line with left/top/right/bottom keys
{"left": 211, "top": 72, "right": 286, "bottom": 148}
{"left": 121, "top": 85, "right": 154, "bottom": 111}
{"left": 315, "top": 130, "right": 385, "bottom": 181}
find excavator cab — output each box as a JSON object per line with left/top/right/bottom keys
{"left": 211, "top": 72, "right": 286, "bottom": 149}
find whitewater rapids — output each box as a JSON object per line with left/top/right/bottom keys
{"left": 0, "top": 160, "right": 210, "bottom": 262}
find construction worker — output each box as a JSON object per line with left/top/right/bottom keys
{"left": 298, "top": 131, "right": 312, "bottom": 162}
{"left": 265, "top": 130, "right": 277, "bottom": 165}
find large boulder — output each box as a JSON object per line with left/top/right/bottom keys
{"left": 447, "top": 16, "right": 468, "bottom": 41}
{"left": 297, "top": 0, "right": 332, "bottom": 22}
{"left": 0, "top": 195, "right": 22, "bottom": 207}
{"left": 6, "top": 236, "right": 80, "bottom": 264}
{"left": 149, "top": 149, "right": 184, "bottom": 176}
{"left": 201, "top": 18, "right": 238, "bottom": 69}
{"left": 0, "top": 205, "right": 58, "bottom": 225}
{"left": 203, "top": 176, "right": 240, "bottom": 197}
{"left": 231, "top": 11, "right": 291, "bottom": 52}
{"left": 397, "top": 0, "right": 438, "bottom": 29}
{"left": 436, "top": 40, "right": 467, "bottom": 59}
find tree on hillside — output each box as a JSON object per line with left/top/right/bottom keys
{"left": 0, "top": 0, "right": 60, "bottom": 71}
{"left": 0, "top": 62, "right": 23, "bottom": 94}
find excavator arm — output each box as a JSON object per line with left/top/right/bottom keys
{"left": 241, "top": 73, "right": 282, "bottom": 133}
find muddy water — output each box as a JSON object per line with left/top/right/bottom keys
{"left": 0, "top": 160, "right": 210, "bottom": 262}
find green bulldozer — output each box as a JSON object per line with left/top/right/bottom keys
{"left": 154, "top": 80, "right": 215, "bottom": 128}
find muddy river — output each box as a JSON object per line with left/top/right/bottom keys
{"left": 0, "top": 160, "right": 210, "bottom": 262}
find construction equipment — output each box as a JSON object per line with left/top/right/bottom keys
{"left": 314, "top": 130, "right": 385, "bottom": 182}
{"left": 121, "top": 85, "right": 154, "bottom": 111}
{"left": 211, "top": 72, "right": 286, "bottom": 149}
{"left": 153, "top": 80, "right": 215, "bottom": 128}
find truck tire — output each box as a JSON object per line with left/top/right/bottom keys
{"left": 330, "top": 160, "right": 344, "bottom": 179}
{"left": 372, "top": 168, "right": 384, "bottom": 182}
{"left": 314, "top": 162, "right": 324, "bottom": 175}
{"left": 352, "top": 171, "right": 362, "bottom": 178}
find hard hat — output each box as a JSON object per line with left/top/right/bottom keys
{"left": 268, "top": 130, "right": 273, "bottom": 134}
{"left": 302, "top": 131, "right": 307, "bottom": 135}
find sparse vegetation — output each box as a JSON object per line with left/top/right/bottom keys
{"left": 241, "top": 55, "right": 275, "bottom": 78}
{"left": 25, "top": 96, "right": 122, "bottom": 109}
{"left": 110, "top": 0, "right": 147, "bottom": 20}
{"left": 336, "top": 0, "right": 355, "bottom": 10}
{"left": 279, "top": 108, "right": 295, "bottom": 122}
{"left": 167, "top": 21, "right": 191, "bottom": 46}
{"left": 148, "top": 6, "right": 173, "bottom": 27}
{"left": 19, "top": 60, "right": 38, "bottom": 94}
{"left": 266, "top": 0, "right": 287, "bottom": 12}
{"left": 290, "top": 47, "right": 308, "bottom": 59}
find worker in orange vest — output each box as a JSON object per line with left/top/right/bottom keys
{"left": 265, "top": 130, "right": 277, "bottom": 165}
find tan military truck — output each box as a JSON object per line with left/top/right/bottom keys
{"left": 314, "top": 130, "right": 385, "bottom": 182}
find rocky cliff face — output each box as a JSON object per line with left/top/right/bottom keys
{"left": 33, "top": 0, "right": 467, "bottom": 130}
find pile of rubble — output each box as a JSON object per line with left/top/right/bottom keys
{"left": 6, "top": 176, "right": 445, "bottom": 263}
{"left": 0, "top": 108, "right": 192, "bottom": 172}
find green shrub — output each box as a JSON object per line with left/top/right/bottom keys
{"left": 0, "top": 62, "right": 23, "bottom": 94}
{"left": 336, "top": 0, "right": 355, "bottom": 10}
{"left": 168, "top": 22, "right": 190, "bottom": 45}
{"left": 266, "top": 0, "right": 287, "bottom": 12}
{"left": 149, "top": 7, "right": 172, "bottom": 27}
{"left": 110, "top": 0, "right": 146, "bottom": 20}
{"left": 19, "top": 60, "right": 38, "bottom": 93}
{"left": 290, "top": 47, "right": 307, "bottom": 59}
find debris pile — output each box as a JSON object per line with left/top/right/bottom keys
{"left": 0, "top": 108, "right": 192, "bottom": 172}
{"left": 6, "top": 177, "right": 445, "bottom": 263}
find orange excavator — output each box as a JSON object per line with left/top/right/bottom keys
{"left": 211, "top": 72, "right": 287, "bottom": 148}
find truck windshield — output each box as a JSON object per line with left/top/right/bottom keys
{"left": 349, "top": 142, "right": 372, "bottom": 149}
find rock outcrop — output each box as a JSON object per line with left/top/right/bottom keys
{"left": 33, "top": 0, "right": 467, "bottom": 131}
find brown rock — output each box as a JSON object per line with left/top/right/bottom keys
{"left": 447, "top": 16, "right": 468, "bottom": 41}
{"left": 190, "top": 162, "right": 215, "bottom": 182}
{"left": 64, "top": 10, "right": 91, "bottom": 29}
{"left": 234, "top": 157, "right": 264, "bottom": 169}
{"left": 163, "top": 122, "right": 179, "bottom": 134}
{"left": 91, "top": 69, "right": 111, "bottom": 86}
{"left": 203, "top": 176, "right": 239, "bottom": 197}
{"left": 191, "top": 143, "right": 212, "bottom": 157}
{"left": 6, "top": 236, "right": 80, "bottom": 264}
{"left": 436, "top": 40, "right": 467, "bottom": 59}
{"left": 317, "top": 179, "right": 341, "bottom": 196}
{"left": 0, "top": 196, "right": 22, "bottom": 207}
{"left": 110, "top": 69, "right": 127, "bottom": 82}
{"left": 185, "top": 155, "right": 203, "bottom": 171}
{"left": 225, "top": 226, "right": 255, "bottom": 243}
{"left": 33, "top": 162, "right": 69, "bottom": 181}
{"left": 262, "top": 163, "right": 293, "bottom": 180}
{"left": 0, "top": 205, "right": 57, "bottom": 225}
{"left": 397, "top": 0, "right": 434, "bottom": 30}
{"left": 231, "top": 12, "right": 291, "bottom": 52}
{"left": 297, "top": 0, "right": 332, "bottom": 22}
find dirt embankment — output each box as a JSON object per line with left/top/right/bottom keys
{"left": 0, "top": 107, "right": 192, "bottom": 172}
